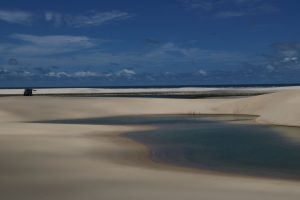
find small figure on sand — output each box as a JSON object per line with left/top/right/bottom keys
{"left": 24, "top": 88, "right": 34, "bottom": 96}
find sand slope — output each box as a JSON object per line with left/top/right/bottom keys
{"left": 0, "top": 90, "right": 300, "bottom": 126}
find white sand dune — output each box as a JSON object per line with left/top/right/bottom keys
{"left": 1, "top": 89, "right": 300, "bottom": 126}
{"left": 0, "top": 86, "right": 300, "bottom": 95}
{"left": 0, "top": 90, "right": 300, "bottom": 199}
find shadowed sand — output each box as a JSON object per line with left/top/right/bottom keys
{"left": 0, "top": 90, "right": 300, "bottom": 199}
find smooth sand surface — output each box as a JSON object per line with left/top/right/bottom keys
{"left": 0, "top": 86, "right": 300, "bottom": 95}
{"left": 0, "top": 90, "right": 300, "bottom": 199}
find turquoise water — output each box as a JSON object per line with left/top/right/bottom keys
{"left": 46, "top": 115, "right": 300, "bottom": 180}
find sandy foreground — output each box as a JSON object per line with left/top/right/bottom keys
{"left": 0, "top": 89, "right": 300, "bottom": 199}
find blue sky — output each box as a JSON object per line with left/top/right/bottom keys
{"left": 0, "top": 0, "right": 300, "bottom": 86}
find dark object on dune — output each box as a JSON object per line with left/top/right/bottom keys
{"left": 24, "top": 88, "right": 34, "bottom": 96}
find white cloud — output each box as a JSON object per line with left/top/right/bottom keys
{"left": 282, "top": 57, "right": 298, "bottom": 63}
{"left": 46, "top": 72, "right": 70, "bottom": 78}
{"left": 44, "top": 12, "right": 63, "bottom": 27}
{"left": 196, "top": 69, "right": 207, "bottom": 76}
{"left": 0, "top": 10, "right": 33, "bottom": 24}
{"left": 46, "top": 71, "right": 100, "bottom": 78}
{"left": 263, "top": 42, "right": 300, "bottom": 71}
{"left": 116, "top": 69, "right": 136, "bottom": 77}
{"left": 44, "top": 69, "right": 138, "bottom": 79}
{"left": 44, "top": 10, "right": 134, "bottom": 28}
{"left": 9, "top": 34, "right": 97, "bottom": 55}
{"left": 145, "top": 42, "right": 245, "bottom": 63}
{"left": 65, "top": 11, "right": 134, "bottom": 27}
{"left": 11, "top": 34, "right": 95, "bottom": 47}
{"left": 180, "top": 0, "right": 277, "bottom": 19}
{"left": 73, "top": 71, "right": 99, "bottom": 78}
{"left": 0, "top": 9, "right": 133, "bottom": 27}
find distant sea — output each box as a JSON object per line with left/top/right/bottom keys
{"left": 1, "top": 83, "right": 300, "bottom": 89}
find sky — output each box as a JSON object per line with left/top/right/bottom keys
{"left": 0, "top": 0, "right": 300, "bottom": 87}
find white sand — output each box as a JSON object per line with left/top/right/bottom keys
{"left": 0, "top": 90, "right": 300, "bottom": 199}
{"left": 1, "top": 89, "right": 300, "bottom": 126}
{"left": 1, "top": 86, "right": 300, "bottom": 95}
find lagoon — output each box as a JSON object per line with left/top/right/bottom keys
{"left": 48, "top": 115, "right": 300, "bottom": 180}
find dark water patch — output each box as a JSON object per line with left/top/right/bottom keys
{"left": 41, "top": 114, "right": 256, "bottom": 126}
{"left": 40, "top": 115, "right": 300, "bottom": 180}
{"left": 127, "top": 123, "right": 300, "bottom": 179}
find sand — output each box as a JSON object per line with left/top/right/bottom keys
{"left": 0, "top": 85, "right": 300, "bottom": 95}
{"left": 0, "top": 89, "right": 300, "bottom": 199}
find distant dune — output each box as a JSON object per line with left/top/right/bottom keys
{"left": 0, "top": 89, "right": 300, "bottom": 126}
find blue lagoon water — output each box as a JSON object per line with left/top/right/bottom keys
{"left": 47, "top": 115, "right": 300, "bottom": 180}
